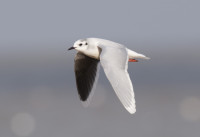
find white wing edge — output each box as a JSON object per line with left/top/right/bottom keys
{"left": 109, "top": 70, "right": 136, "bottom": 114}
{"left": 124, "top": 72, "right": 136, "bottom": 114}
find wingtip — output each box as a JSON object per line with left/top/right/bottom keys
{"left": 81, "top": 100, "right": 90, "bottom": 107}
{"left": 127, "top": 107, "right": 136, "bottom": 114}
{"left": 125, "top": 103, "right": 136, "bottom": 114}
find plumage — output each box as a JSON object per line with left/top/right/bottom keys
{"left": 68, "top": 38, "right": 149, "bottom": 114}
{"left": 74, "top": 52, "right": 99, "bottom": 101}
{"left": 99, "top": 45, "right": 136, "bottom": 114}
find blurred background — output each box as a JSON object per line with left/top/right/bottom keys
{"left": 0, "top": 0, "right": 200, "bottom": 137}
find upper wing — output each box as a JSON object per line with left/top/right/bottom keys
{"left": 74, "top": 52, "right": 100, "bottom": 105}
{"left": 99, "top": 46, "right": 136, "bottom": 114}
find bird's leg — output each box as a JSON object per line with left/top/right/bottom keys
{"left": 129, "top": 59, "right": 138, "bottom": 62}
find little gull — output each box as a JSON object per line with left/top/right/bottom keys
{"left": 68, "top": 38, "right": 149, "bottom": 114}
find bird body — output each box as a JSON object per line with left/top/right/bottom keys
{"left": 68, "top": 38, "right": 149, "bottom": 114}
{"left": 73, "top": 38, "right": 149, "bottom": 60}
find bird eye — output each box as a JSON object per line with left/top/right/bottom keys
{"left": 85, "top": 42, "right": 88, "bottom": 45}
{"left": 79, "top": 43, "right": 82, "bottom": 46}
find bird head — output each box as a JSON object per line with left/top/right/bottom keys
{"left": 68, "top": 39, "right": 88, "bottom": 52}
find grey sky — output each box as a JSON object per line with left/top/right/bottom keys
{"left": 1, "top": 0, "right": 200, "bottom": 46}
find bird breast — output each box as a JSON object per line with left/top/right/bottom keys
{"left": 83, "top": 46, "right": 101, "bottom": 60}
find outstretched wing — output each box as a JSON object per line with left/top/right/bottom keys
{"left": 99, "top": 46, "right": 136, "bottom": 114}
{"left": 74, "top": 52, "right": 100, "bottom": 105}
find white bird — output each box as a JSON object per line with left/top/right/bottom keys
{"left": 68, "top": 38, "right": 149, "bottom": 114}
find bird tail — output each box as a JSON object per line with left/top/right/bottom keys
{"left": 126, "top": 49, "right": 150, "bottom": 60}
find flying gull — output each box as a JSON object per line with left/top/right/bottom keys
{"left": 68, "top": 38, "right": 149, "bottom": 114}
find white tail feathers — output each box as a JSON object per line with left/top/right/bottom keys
{"left": 142, "top": 56, "right": 150, "bottom": 60}
{"left": 126, "top": 49, "right": 150, "bottom": 60}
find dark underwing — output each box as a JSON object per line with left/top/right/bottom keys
{"left": 74, "top": 52, "right": 100, "bottom": 101}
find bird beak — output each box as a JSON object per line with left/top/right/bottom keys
{"left": 68, "top": 47, "right": 75, "bottom": 50}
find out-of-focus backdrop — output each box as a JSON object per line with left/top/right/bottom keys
{"left": 0, "top": 0, "right": 200, "bottom": 137}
